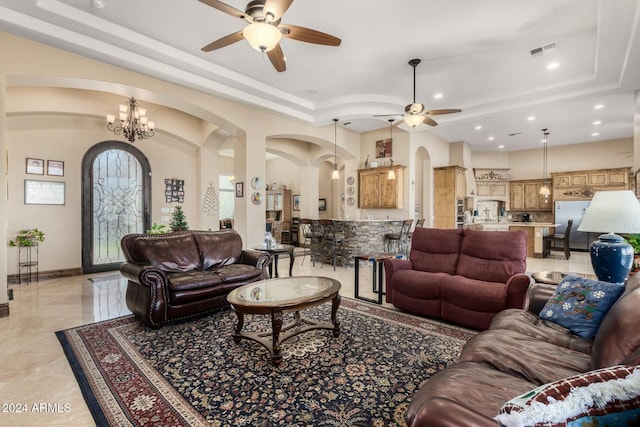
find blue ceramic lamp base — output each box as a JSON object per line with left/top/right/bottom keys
{"left": 589, "top": 233, "right": 634, "bottom": 283}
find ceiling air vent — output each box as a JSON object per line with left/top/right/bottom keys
{"left": 530, "top": 42, "right": 558, "bottom": 58}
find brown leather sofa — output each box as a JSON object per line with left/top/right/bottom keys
{"left": 120, "top": 230, "right": 271, "bottom": 327}
{"left": 383, "top": 227, "right": 530, "bottom": 330}
{"left": 405, "top": 276, "right": 640, "bottom": 426}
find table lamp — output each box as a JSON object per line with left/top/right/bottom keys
{"left": 577, "top": 190, "right": 640, "bottom": 282}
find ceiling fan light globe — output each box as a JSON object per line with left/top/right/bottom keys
{"left": 405, "top": 102, "right": 425, "bottom": 115}
{"left": 404, "top": 114, "right": 425, "bottom": 128}
{"left": 243, "top": 22, "right": 282, "bottom": 52}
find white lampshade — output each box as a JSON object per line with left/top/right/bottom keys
{"left": 243, "top": 22, "right": 282, "bottom": 52}
{"left": 404, "top": 114, "right": 425, "bottom": 128}
{"left": 578, "top": 190, "right": 640, "bottom": 234}
{"left": 106, "top": 114, "right": 115, "bottom": 124}
{"left": 539, "top": 185, "right": 550, "bottom": 196}
{"left": 331, "top": 169, "right": 340, "bottom": 180}
{"left": 387, "top": 169, "right": 396, "bottom": 180}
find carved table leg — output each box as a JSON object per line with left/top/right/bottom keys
{"left": 232, "top": 311, "right": 244, "bottom": 343}
{"left": 331, "top": 293, "right": 341, "bottom": 337}
{"left": 271, "top": 309, "right": 284, "bottom": 365}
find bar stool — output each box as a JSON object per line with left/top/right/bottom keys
{"left": 319, "top": 219, "right": 345, "bottom": 270}
{"left": 385, "top": 219, "right": 413, "bottom": 256}
{"left": 299, "top": 218, "right": 322, "bottom": 266}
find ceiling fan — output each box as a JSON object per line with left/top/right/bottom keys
{"left": 377, "top": 59, "right": 461, "bottom": 128}
{"left": 198, "top": 0, "right": 341, "bottom": 72}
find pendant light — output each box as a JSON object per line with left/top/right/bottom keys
{"left": 331, "top": 118, "right": 340, "bottom": 180}
{"left": 539, "top": 128, "right": 551, "bottom": 199}
{"left": 387, "top": 119, "right": 396, "bottom": 180}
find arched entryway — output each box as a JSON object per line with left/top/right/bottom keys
{"left": 81, "top": 141, "right": 151, "bottom": 273}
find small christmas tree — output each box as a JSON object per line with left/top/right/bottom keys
{"left": 169, "top": 205, "right": 189, "bottom": 231}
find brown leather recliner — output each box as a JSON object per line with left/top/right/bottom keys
{"left": 120, "top": 230, "right": 271, "bottom": 327}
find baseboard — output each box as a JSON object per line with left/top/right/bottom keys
{"left": 7, "top": 267, "right": 83, "bottom": 285}
{"left": 0, "top": 303, "right": 9, "bottom": 318}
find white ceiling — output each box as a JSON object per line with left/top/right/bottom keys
{"left": 0, "top": 0, "right": 639, "bottom": 151}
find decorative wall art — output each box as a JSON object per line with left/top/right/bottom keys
{"left": 293, "top": 195, "right": 300, "bottom": 211}
{"left": 24, "top": 179, "right": 65, "bottom": 205}
{"left": 319, "top": 198, "right": 327, "bottom": 211}
{"left": 201, "top": 182, "right": 219, "bottom": 216}
{"left": 375, "top": 138, "right": 392, "bottom": 158}
{"left": 47, "top": 160, "right": 64, "bottom": 176}
{"left": 26, "top": 158, "right": 44, "bottom": 175}
{"left": 235, "top": 182, "right": 244, "bottom": 198}
{"left": 165, "top": 178, "right": 185, "bottom": 203}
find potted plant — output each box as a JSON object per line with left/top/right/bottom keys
{"left": 146, "top": 223, "right": 168, "bottom": 235}
{"left": 626, "top": 234, "right": 640, "bottom": 273}
{"left": 9, "top": 228, "right": 45, "bottom": 246}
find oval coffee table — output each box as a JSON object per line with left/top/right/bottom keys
{"left": 226, "top": 276, "right": 341, "bottom": 366}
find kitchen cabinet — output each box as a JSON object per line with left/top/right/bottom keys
{"left": 434, "top": 165, "right": 467, "bottom": 229}
{"left": 509, "top": 179, "right": 551, "bottom": 212}
{"left": 358, "top": 166, "right": 405, "bottom": 209}
{"left": 552, "top": 167, "right": 630, "bottom": 201}
{"left": 266, "top": 189, "right": 292, "bottom": 242}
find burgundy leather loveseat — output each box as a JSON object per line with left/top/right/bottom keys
{"left": 383, "top": 227, "right": 530, "bottom": 330}
{"left": 120, "top": 230, "right": 271, "bottom": 327}
{"left": 405, "top": 276, "right": 640, "bottom": 426}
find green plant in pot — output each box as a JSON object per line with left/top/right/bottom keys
{"left": 146, "top": 223, "right": 168, "bottom": 235}
{"left": 9, "top": 228, "right": 45, "bottom": 246}
{"left": 626, "top": 233, "right": 640, "bottom": 272}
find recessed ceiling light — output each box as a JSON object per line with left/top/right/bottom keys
{"left": 592, "top": 120, "right": 602, "bottom": 125}
{"left": 488, "top": 136, "right": 495, "bottom": 141}
{"left": 594, "top": 104, "right": 604, "bottom": 110}
{"left": 546, "top": 62, "right": 560, "bottom": 70}
{"left": 434, "top": 93, "right": 443, "bottom": 99}
{"left": 475, "top": 125, "right": 482, "bottom": 130}
{"left": 527, "top": 116, "right": 536, "bottom": 121}
{"left": 592, "top": 132, "right": 600, "bottom": 137}
{"left": 498, "top": 145, "right": 505, "bottom": 149}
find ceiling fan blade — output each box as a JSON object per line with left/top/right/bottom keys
{"left": 425, "top": 108, "right": 462, "bottom": 115}
{"left": 198, "top": 0, "right": 246, "bottom": 19}
{"left": 373, "top": 114, "right": 403, "bottom": 117}
{"left": 281, "top": 24, "right": 341, "bottom": 46}
{"left": 423, "top": 116, "right": 439, "bottom": 126}
{"left": 267, "top": 44, "right": 287, "bottom": 72}
{"left": 201, "top": 31, "right": 244, "bottom": 52}
{"left": 264, "top": 0, "right": 293, "bottom": 21}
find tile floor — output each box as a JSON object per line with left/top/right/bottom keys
{"left": 0, "top": 250, "right": 594, "bottom": 426}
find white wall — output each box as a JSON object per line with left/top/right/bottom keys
{"left": 470, "top": 138, "right": 633, "bottom": 181}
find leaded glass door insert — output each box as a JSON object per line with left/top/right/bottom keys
{"left": 82, "top": 141, "right": 150, "bottom": 273}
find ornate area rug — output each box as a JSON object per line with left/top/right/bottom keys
{"left": 57, "top": 298, "right": 475, "bottom": 426}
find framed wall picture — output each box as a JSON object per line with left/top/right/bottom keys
{"left": 26, "top": 158, "right": 44, "bottom": 175}
{"left": 24, "top": 180, "right": 65, "bottom": 205}
{"left": 235, "top": 182, "right": 244, "bottom": 197}
{"left": 47, "top": 160, "right": 64, "bottom": 176}
{"left": 375, "top": 138, "right": 392, "bottom": 158}
{"left": 319, "top": 198, "right": 327, "bottom": 211}
{"left": 293, "top": 195, "right": 300, "bottom": 211}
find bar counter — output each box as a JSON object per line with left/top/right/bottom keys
{"left": 316, "top": 219, "right": 405, "bottom": 266}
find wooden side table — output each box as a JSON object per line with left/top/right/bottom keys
{"left": 353, "top": 253, "right": 403, "bottom": 304}
{"left": 252, "top": 244, "right": 295, "bottom": 278}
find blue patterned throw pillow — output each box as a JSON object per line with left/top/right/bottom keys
{"left": 538, "top": 275, "right": 624, "bottom": 339}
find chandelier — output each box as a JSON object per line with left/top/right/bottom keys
{"left": 106, "top": 97, "right": 155, "bottom": 142}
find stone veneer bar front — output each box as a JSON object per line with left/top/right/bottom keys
{"left": 313, "top": 219, "right": 407, "bottom": 267}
